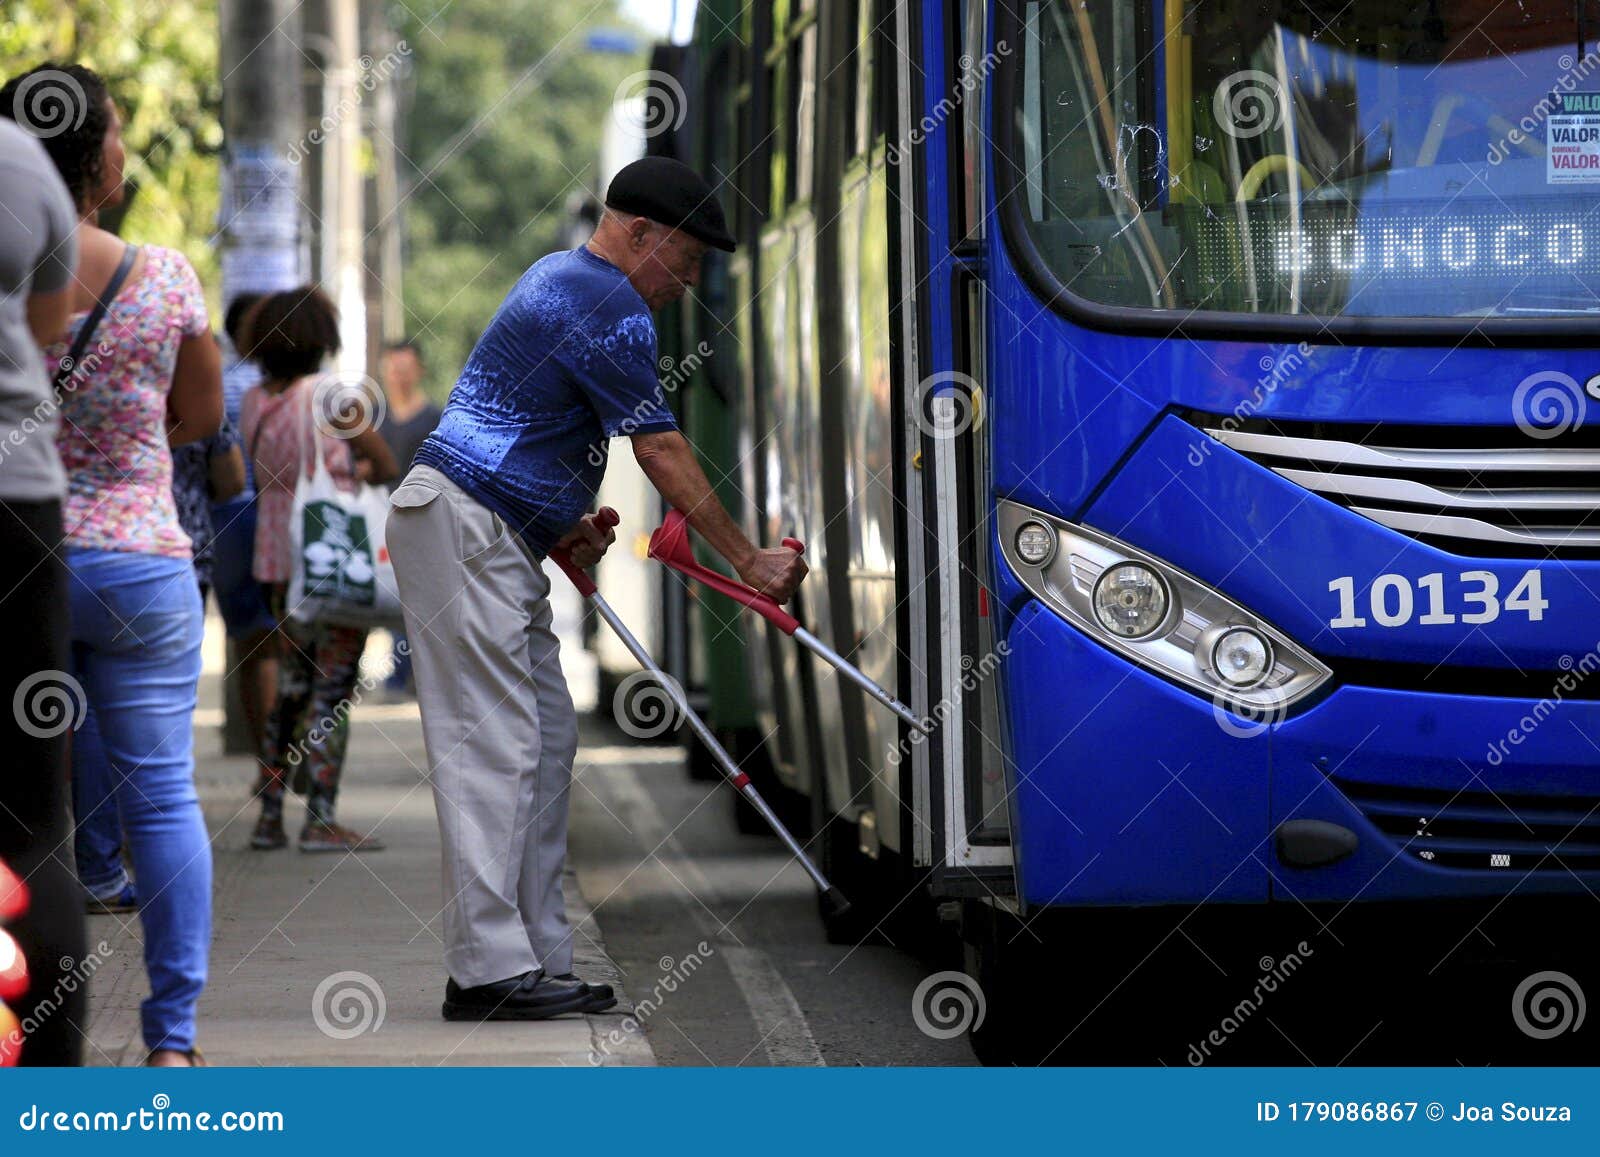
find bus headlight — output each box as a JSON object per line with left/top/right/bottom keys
{"left": 1092, "top": 563, "right": 1169, "bottom": 639}
{"left": 996, "top": 501, "right": 1330, "bottom": 714}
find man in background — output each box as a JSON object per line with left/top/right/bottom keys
{"left": 377, "top": 338, "right": 440, "bottom": 696}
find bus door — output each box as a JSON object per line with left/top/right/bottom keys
{"left": 902, "top": 0, "right": 1016, "bottom": 888}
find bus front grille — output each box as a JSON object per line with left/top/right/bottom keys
{"left": 1330, "top": 776, "right": 1600, "bottom": 872}
{"left": 1192, "top": 416, "right": 1600, "bottom": 559}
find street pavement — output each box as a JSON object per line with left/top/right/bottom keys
{"left": 80, "top": 575, "right": 976, "bottom": 1066}
{"left": 83, "top": 593, "right": 649, "bottom": 1067}
{"left": 568, "top": 743, "right": 978, "bottom": 1066}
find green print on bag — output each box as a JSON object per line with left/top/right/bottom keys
{"left": 300, "top": 500, "right": 377, "bottom": 606}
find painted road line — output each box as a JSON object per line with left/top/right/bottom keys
{"left": 603, "top": 764, "right": 826, "bottom": 1067}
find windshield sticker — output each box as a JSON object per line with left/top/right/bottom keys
{"left": 1548, "top": 92, "right": 1600, "bottom": 183}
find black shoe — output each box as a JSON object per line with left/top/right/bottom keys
{"left": 442, "top": 970, "right": 595, "bottom": 1021}
{"left": 552, "top": 972, "right": 617, "bottom": 1008}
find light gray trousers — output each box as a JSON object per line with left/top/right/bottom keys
{"left": 386, "top": 464, "right": 577, "bottom": 987}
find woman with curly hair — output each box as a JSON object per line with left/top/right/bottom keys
{"left": 238, "top": 288, "right": 397, "bottom": 852}
{"left": 1, "top": 63, "right": 222, "bottom": 1067}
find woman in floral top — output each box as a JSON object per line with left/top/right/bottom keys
{"left": 14, "top": 63, "right": 223, "bottom": 1068}
{"left": 238, "top": 288, "right": 397, "bottom": 853}
{"left": 70, "top": 422, "right": 243, "bottom": 927}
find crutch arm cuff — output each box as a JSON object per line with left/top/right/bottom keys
{"left": 648, "top": 510, "right": 801, "bottom": 635}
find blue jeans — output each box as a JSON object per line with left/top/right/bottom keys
{"left": 386, "top": 630, "right": 413, "bottom": 691}
{"left": 72, "top": 703, "right": 130, "bottom": 899}
{"left": 210, "top": 496, "right": 275, "bottom": 638}
{"left": 67, "top": 548, "right": 210, "bottom": 1053}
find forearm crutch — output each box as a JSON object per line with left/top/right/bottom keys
{"left": 647, "top": 510, "right": 929, "bottom": 735}
{"left": 550, "top": 508, "right": 851, "bottom": 918}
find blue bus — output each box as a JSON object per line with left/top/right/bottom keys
{"left": 650, "top": 0, "right": 1600, "bottom": 1061}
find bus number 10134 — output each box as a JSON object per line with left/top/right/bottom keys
{"left": 1327, "top": 570, "right": 1547, "bottom": 629}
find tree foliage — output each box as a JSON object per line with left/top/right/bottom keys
{"left": 0, "top": 0, "right": 643, "bottom": 370}
{"left": 392, "top": 0, "right": 646, "bottom": 390}
{"left": 0, "top": 0, "right": 224, "bottom": 305}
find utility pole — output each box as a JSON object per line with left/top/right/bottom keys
{"left": 366, "top": 2, "right": 408, "bottom": 352}
{"left": 219, "top": 0, "right": 306, "bottom": 302}
{"left": 327, "top": 0, "right": 367, "bottom": 377}
{"left": 218, "top": 0, "right": 305, "bottom": 753}
{"left": 299, "top": 0, "right": 368, "bottom": 377}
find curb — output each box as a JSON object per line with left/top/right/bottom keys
{"left": 566, "top": 867, "right": 654, "bottom": 1067}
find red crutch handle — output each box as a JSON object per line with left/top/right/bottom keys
{"left": 648, "top": 509, "right": 802, "bottom": 635}
{"left": 549, "top": 506, "right": 621, "bottom": 597}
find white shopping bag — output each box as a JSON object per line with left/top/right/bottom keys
{"left": 284, "top": 385, "right": 406, "bottom": 630}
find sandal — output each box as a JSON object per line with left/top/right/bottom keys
{"left": 146, "top": 1047, "right": 206, "bottom": 1067}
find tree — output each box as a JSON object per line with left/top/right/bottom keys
{"left": 391, "top": 0, "right": 646, "bottom": 392}
{"left": 0, "top": 1, "right": 224, "bottom": 304}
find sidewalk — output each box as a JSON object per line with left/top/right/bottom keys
{"left": 83, "top": 609, "right": 652, "bottom": 1067}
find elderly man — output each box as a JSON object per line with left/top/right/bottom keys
{"left": 388, "top": 157, "right": 806, "bottom": 1021}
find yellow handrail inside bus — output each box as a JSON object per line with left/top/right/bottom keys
{"left": 1416, "top": 93, "right": 1464, "bottom": 167}
{"left": 1235, "top": 153, "right": 1316, "bottom": 201}
{"left": 1165, "top": 0, "right": 1192, "bottom": 202}
{"left": 1066, "top": 0, "right": 1174, "bottom": 305}
{"left": 1486, "top": 113, "right": 1545, "bottom": 158}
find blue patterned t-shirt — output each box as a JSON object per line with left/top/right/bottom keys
{"left": 413, "top": 247, "right": 675, "bottom": 554}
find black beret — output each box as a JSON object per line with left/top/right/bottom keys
{"left": 604, "top": 156, "right": 737, "bottom": 252}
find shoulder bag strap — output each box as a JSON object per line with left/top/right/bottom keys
{"left": 302, "top": 376, "right": 327, "bottom": 479}
{"left": 53, "top": 243, "right": 139, "bottom": 392}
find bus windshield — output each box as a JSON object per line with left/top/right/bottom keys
{"left": 1011, "top": 1, "right": 1600, "bottom": 320}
